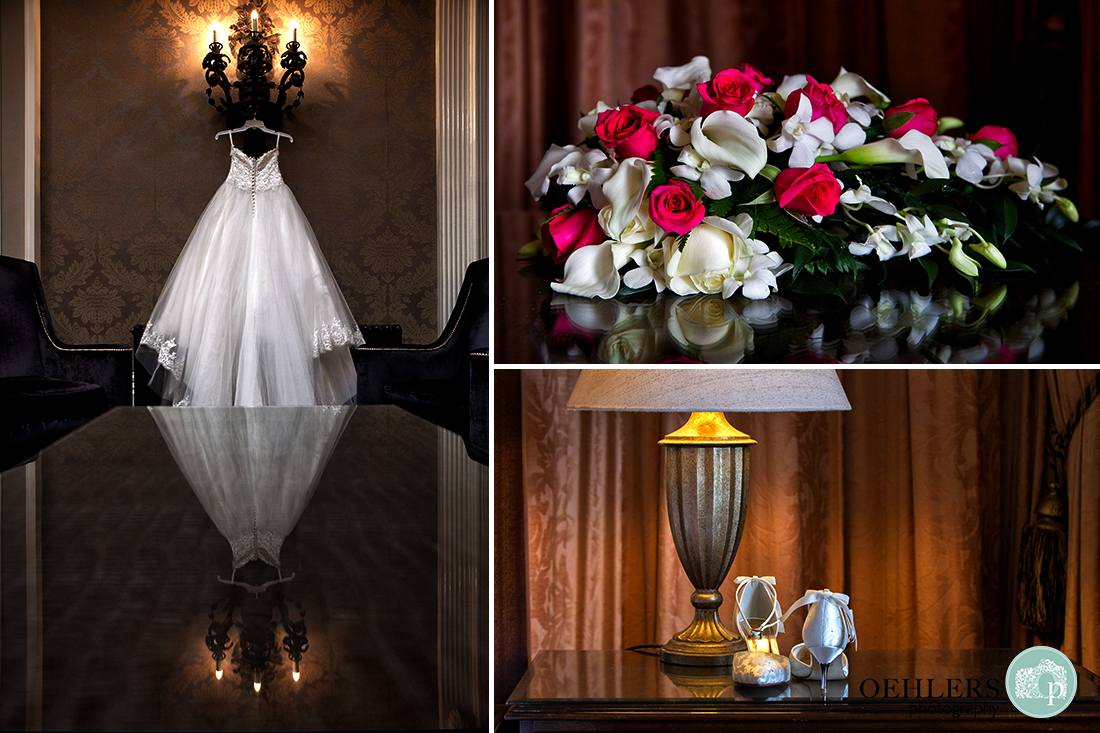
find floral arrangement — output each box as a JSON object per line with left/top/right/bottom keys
{"left": 523, "top": 56, "right": 1081, "bottom": 301}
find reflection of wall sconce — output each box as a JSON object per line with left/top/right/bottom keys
{"left": 202, "top": 0, "right": 306, "bottom": 149}
{"left": 205, "top": 581, "right": 308, "bottom": 692}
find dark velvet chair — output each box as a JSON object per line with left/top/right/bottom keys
{"left": 1, "top": 255, "right": 130, "bottom": 469}
{"left": 353, "top": 259, "right": 489, "bottom": 463}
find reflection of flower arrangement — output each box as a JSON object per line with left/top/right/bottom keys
{"left": 529, "top": 278, "right": 1078, "bottom": 365}
{"left": 524, "top": 56, "right": 1082, "bottom": 301}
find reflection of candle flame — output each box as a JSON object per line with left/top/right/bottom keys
{"left": 215, "top": 669, "right": 223, "bottom": 680}
{"left": 293, "top": 670, "right": 301, "bottom": 682}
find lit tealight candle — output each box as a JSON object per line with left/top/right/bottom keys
{"left": 251, "top": 9, "right": 258, "bottom": 32}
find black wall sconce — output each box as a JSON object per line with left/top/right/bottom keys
{"left": 202, "top": 0, "right": 306, "bottom": 156}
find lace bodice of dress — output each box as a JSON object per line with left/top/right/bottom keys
{"left": 227, "top": 146, "right": 284, "bottom": 212}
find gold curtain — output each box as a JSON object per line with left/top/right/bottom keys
{"left": 1046, "top": 370, "right": 1100, "bottom": 673}
{"left": 514, "top": 369, "right": 1099, "bottom": 666}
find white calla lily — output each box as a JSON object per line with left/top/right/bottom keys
{"left": 597, "top": 158, "right": 654, "bottom": 243}
{"left": 829, "top": 67, "right": 890, "bottom": 108}
{"left": 822, "top": 129, "right": 949, "bottom": 179}
{"left": 654, "top": 56, "right": 712, "bottom": 92}
{"left": 689, "top": 110, "right": 768, "bottom": 179}
{"left": 550, "top": 243, "right": 621, "bottom": 299}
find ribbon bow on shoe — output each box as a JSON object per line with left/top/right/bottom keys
{"left": 780, "top": 589, "right": 857, "bottom": 693}
{"left": 734, "top": 575, "right": 785, "bottom": 655}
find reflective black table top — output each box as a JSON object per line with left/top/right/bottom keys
{"left": 506, "top": 650, "right": 1100, "bottom": 731}
{"left": 1, "top": 406, "right": 488, "bottom": 730}
{"left": 496, "top": 214, "right": 1100, "bottom": 365}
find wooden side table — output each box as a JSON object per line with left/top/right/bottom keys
{"left": 505, "top": 649, "right": 1100, "bottom": 731}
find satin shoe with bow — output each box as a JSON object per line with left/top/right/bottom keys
{"left": 734, "top": 575, "right": 784, "bottom": 655}
{"left": 781, "top": 588, "right": 856, "bottom": 696}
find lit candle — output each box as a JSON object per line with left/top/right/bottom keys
{"left": 251, "top": 10, "right": 258, "bottom": 32}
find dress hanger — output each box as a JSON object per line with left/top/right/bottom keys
{"left": 215, "top": 115, "right": 293, "bottom": 142}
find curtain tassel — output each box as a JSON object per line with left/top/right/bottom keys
{"left": 1016, "top": 486, "right": 1067, "bottom": 633}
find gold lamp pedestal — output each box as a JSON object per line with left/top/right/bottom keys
{"left": 659, "top": 412, "right": 755, "bottom": 666}
{"left": 565, "top": 369, "right": 851, "bottom": 668}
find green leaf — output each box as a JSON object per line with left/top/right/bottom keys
{"left": 517, "top": 239, "right": 544, "bottom": 257}
{"left": 744, "top": 189, "right": 777, "bottom": 206}
{"left": 1002, "top": 198, "right": 1018, "bottom": 244}
{"left": 759, "top": 164, "right": 781, "bottom": 182}
{"left": 883, "top": 110, "right": 915, "bottom": 134}
{"left": 918, "top": 257, "right": 939, "bottom": 289}
{"left": 1002, "top": 260, "right": 1036, "bottom": 273}
{"left": 910, "top": 179, "right": 951, "bottom": 197}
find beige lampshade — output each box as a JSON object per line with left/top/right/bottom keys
{"left": 567, "top": 368, "right": 851, "bottom": 412}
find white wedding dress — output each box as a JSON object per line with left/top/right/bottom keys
{"left": 137, "top": 136, "right": 364, "bottom": 406}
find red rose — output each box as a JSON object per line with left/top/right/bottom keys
{"left": 594, "top": 105, "right": 660, "bottom": 159}
{"left": 737, "top": 63, "right": 773, "bottom": 93}
{"left": 697, "top": 68, "right": 756, "bottom": 117}
{"left": 649, "top": 180, "right": 705, "bottom": 235}
{"left": 970, "top": 125, "right": 1018, "bottom": 159}
{"left": 774, "top": 164, "right": 842, "bottom": 217}
{"left": 541, "top": 205, "right": 606, "bottom": 264}
{"left": 884, "top": 98, "right": 938, "bottom": 139}
{"left": 784, "top": 78, "right": 847, "bottom": 133}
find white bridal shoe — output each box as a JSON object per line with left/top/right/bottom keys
{"left": 734, "top": 575, "right": 784, "bottom": 655}
{"left": 782, "top": 589, "right": 857, "bottom": 696}
{"left": 788, "top": 643, "right": 849, "bottom": 680}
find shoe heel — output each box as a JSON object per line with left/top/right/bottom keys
{"left": 806, "top": 645, "right": 842, "bottom": 665}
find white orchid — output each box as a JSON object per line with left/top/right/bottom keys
{"left": 654, "top": 114, "right": 692, "bottom": 148}
{"left": 524, "top": 144, "right": 614, "bottom": 206}
{"left": 848, "top": 224, "right": 901, "bottom": 260}
{"left": 622, "top": 241, "right": 668, "bottom": 292}
{"left": 723, "top": 240, "right": 788, "bottom": 299}
{"left": 767, "top": 94, "right": 834, "bottom": 168}
{"left": 840, "top": 178, "right": 896, "bottom": 215}
{"left": 670, "top": 145, "right": 745, "bottom": 200}
{"left": 1008, "top": 158, "right": 1067, "bottom": 207}
{"left": 934, "top": 136, "right": 995, "bottom": 185}
{"left": 895, "top": 212, "right": 944, "bottom": 260}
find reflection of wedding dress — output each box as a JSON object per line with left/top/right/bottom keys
{"left": 150, "top": 406, "right": 353, "bottom": 568}
{"left": 137, "top": 138, "right": 364, "bottom": 406}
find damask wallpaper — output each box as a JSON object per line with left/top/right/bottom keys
{"left": 40, "top": 0, "right": 437, "bottom": 346}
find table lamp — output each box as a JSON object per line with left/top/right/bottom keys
{"left": 567, "top": 368, "right": 851, "bottom": 666}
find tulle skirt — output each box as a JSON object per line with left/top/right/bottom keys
{"left": 138, "top": 180, "right": 363, "bottom": 406}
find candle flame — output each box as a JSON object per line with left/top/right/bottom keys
{"left": 215, "top": 669, "right": 223, "bottom": 680}
{"left": 251, "top": 9, "right": 258, "bottom": 20}
{"left": 293, "top": 670, "right": 300, "bottom": 682}
{"left": 253, "top": 680, "right": 262, "bottom": 692}
{"left": 290, "top": 19, "right": 298, "bottom": 30}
